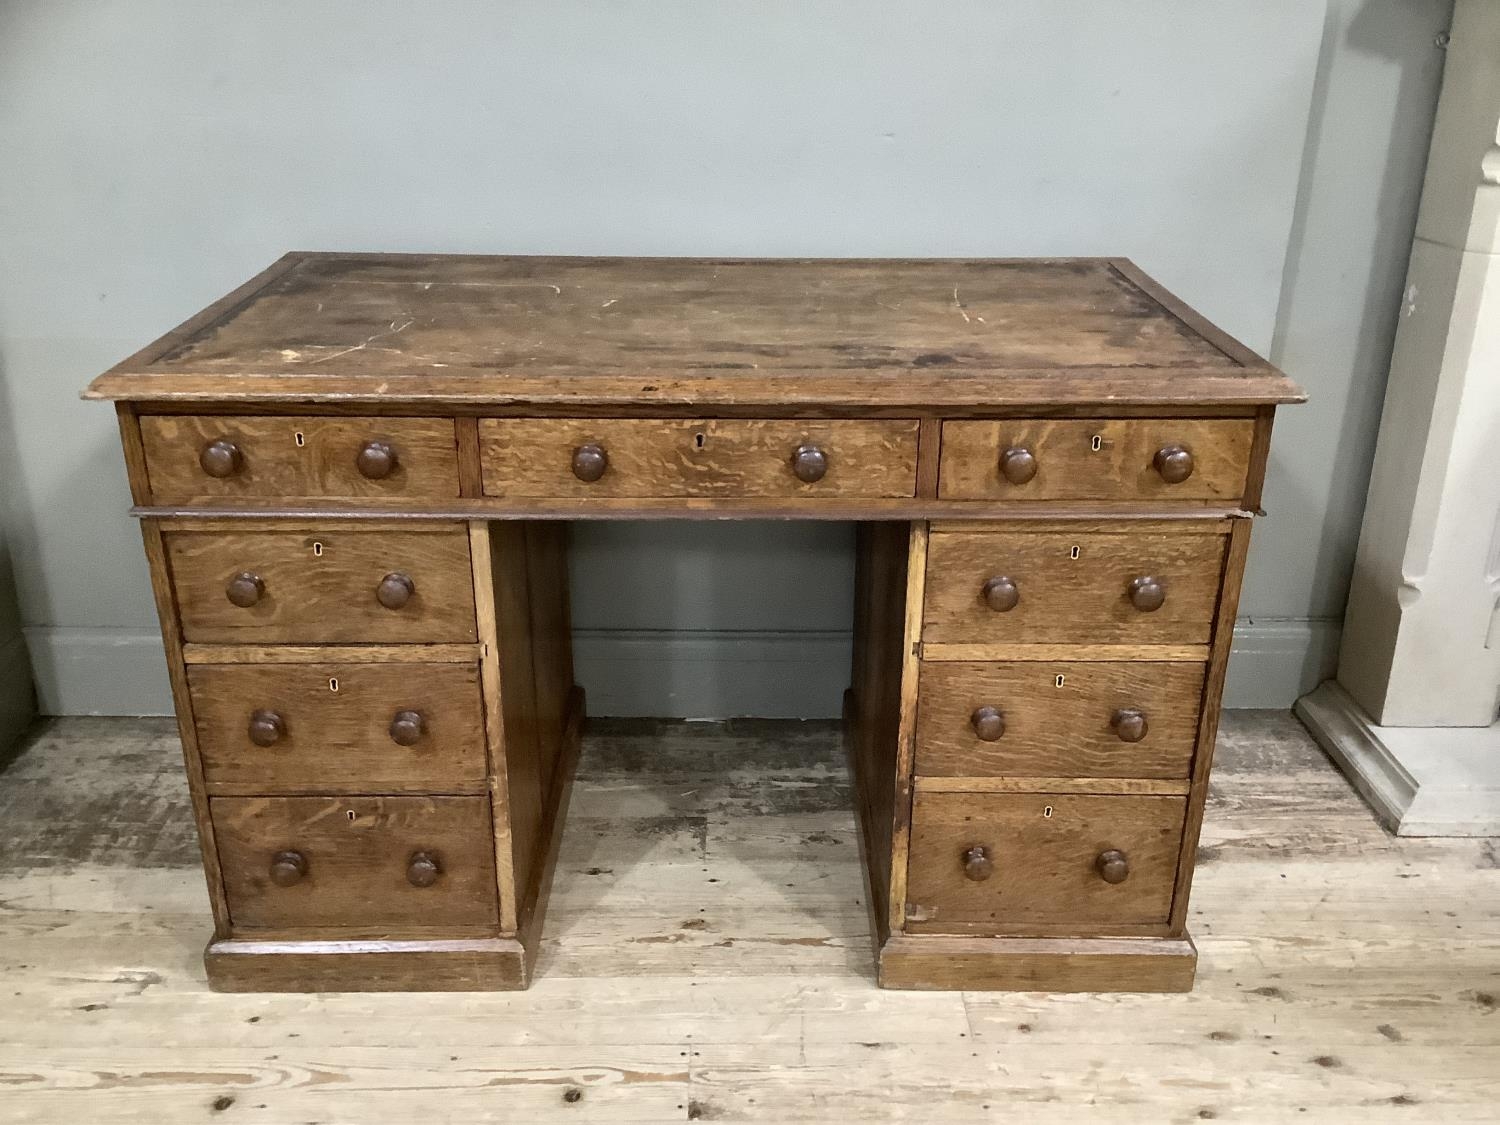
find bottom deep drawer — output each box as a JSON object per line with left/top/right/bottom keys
{"left": 213, "top": 795, "right": 498, "bottom": 932}
{"left": 905, "top": 791, "right": 1186, "bottom": 934}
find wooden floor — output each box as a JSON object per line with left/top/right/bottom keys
{"left": 0, "top": 712, "right": 1496, "bottom": 1123}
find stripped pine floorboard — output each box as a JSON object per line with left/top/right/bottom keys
{"left": 0, "top": 713, "right": 1496, "bottom": 1123}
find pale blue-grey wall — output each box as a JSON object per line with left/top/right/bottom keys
{"left": 0, "top": 1, "right": 1452, "bottom": 717}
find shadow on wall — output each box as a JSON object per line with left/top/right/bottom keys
{"left": 0, "top": 351, "right": 39, "bottom": 752}
{"left": 1270, "top": 0, "right": 1452, "bottom": 634}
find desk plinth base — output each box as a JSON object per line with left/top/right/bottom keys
{"left": 204, "top": 937, "right": 531, "bottom": 992}
{"left": 876, "top": 933, "right": 1198, "bottom": 992}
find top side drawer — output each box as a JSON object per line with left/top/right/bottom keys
{"left": 140, "top": 416, "right": 461, "bottom": 504}
{"left": 938, "top": 419, "right": 1255, "bottom": 503}
{"left": 479, "top": 418, "right": 919, "bottom": 499}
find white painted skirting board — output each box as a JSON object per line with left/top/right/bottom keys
{"left": 1295, "top": 680, "right": 1500, "bottom": 837}
{"left": 24, "top": 618, "right": 1340, "bottom": 718}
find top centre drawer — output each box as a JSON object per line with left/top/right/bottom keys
{"left": 479, "top": 419, "right": 919, "bottom": 499}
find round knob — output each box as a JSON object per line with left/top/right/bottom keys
{"left": 1111, "top": 707, "right": 1148, "bottom": 743}
{"left": 269, "top": 850, "right": 307, "bottom": 887}
{"left": 999, "top": 446, "right": 1038, "bottom": 485}
{"left": 791, "top": 444, "right": 829, "bottom": 484}
{"left": 376, "top": 572, "right": 415, "bottom": 610}
{"left": 1096, "top": 849, "right": 1130, "bottom": 885}
{"left": 355, "top": 440, "right": 398, "bottom": 480}
{"left": 389, "top": 709, "right": 426, "bottom": 747}
{"left": 961, "top": 845, "right": 994, "bottom": 882}
{"left": 1127, "top": 576, "right": 1167, "bottom": 612}
{"left": 1153, "top": 445, "right": 1195, "bottom": 485}
{"left": 406, "top": 851, "right": 441, "bottom": 888}
{"left": 982, "top": 575, "right": 1020, "bottom": 612}
{"left": 247, "top": 709, "right": 286, "bottom": 747}
{"left": 199, "top": 439, "right": 244, "bottom": 479}
{"left": 571, "top": 443, "right": 609, "bottom": 483}
{"left": 970, "top": 706, "right": 1005, "bottom": 742}
{"left": 225, "top": 571, "right": 265, "bottom": 608}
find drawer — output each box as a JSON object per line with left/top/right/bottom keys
{"left": 166, "top": 526, "right": 477, "bottom": 644}
{"left": 479, "top": 418, "right": 919, "bottom": 499}
{"left": 905, "top": 791, "right": 1186, "bottom": 933}
{"left": 213, "top": 795, "right": 498, "bottom": 932}
{"left": 189, "top": 662, "right": 487, "bottom": 793}
{"left": 938, "top": 418, "right": 1255, "bottom": 502}
{"left": 922, "top": 529, "right": 1226, "bottom": 646}
{"left": 140, "top": 415, "right": 460, "bottom": 503}
{"left": 915, "top": 662, "right": 1205, "bottom": 779}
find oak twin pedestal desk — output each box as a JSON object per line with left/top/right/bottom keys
{"left": 85, "top": 254, "right": 1302, "bottom": 993}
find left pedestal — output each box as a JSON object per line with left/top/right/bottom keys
{"left": 139, "top": 516, "right": 580, "bottom": 992}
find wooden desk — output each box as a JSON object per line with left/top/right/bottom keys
{"left": 86, "top": 254, "right": 1302, "bottom": 992}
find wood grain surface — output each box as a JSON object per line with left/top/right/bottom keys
{"left": 914, "top": 661, "right": 1205, "bottom": 779}
{"left": 187, "top": 661, "right": 486, "bottom": 794}
{"left": 139, "top": 414, "right": 461, "bottom": 503}
{"left": 937, "top": 418, "right": 1255, "bottom": 501}
{"left": 922, "top": 529, "right": 1227, "bottom": 645}
{"left": 165, "top": 525, "right": 477, "bottom": 644}
{"left": 904, "top": 792, "right": 1186, "bottom": 934}
{"left": 211, "top": 795, "right": 498, "bottom": 932}
{"left": 85, "top": 254, "right": 1304, "bottom": 407}
{"left": 480, "top": 417, "right": 919, "bottom": 498}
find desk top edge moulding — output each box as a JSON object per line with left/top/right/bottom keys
{"left": 86, "top": 254, "right": 1302, "bottom": 993}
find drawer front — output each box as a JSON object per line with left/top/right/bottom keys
{"left": 915, "top": 662, "right": 1205, "bottom": 779}
{"left": 938, "top": 418, "right": 1255, "bottom": 502}
{"left": 190, "top": 662, "right": 487, "bottom": 793}
{"left": 906, "top": 791, "right": 1186, "bottom": 932}
{"left": 213, "top": 795, "right": 498, "bottom": 931}
{"left": 922, "top": 530, "right": 1226, "bottom": 646}
{"left": 141, "top": 415, "right": 461, "bottom": 503}
{"left": 167, "top": 526, "right": 477, "bottom": 644}
{"left": 480, "top": 418, "right": 919, "bottom": 499}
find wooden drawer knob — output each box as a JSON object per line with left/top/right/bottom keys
{"left": 247, "top": 709, "right": 286, "bottom": 747}
{"left": 199, "top": 439, "right": 244, "bottom": 478}
{"left": 961, "top": 845, "right": 994, "bottom": 882}
{"left": 999, "top": 446, "right": 1038, "bottom": 485}
{"left": 407, "top": 851, "right": 441, "bottom": 888}
{"left": 355, "top": 440, "right": 398, "bottom": 480}
{"left": 1127, "top": 576, "right": 1166, "bottom": 612}
{"left": 389, "top": 709, "right": 427, "bottom": 746}
{"left": 376, "top": 572, "right": 415, "bottom": 610}
{"left": 1153, "top": 444, "right": 1195, "bottom": 484}
{"left": 1096, "top": 849, "right": 1130, "bottom": 884}
{"left": 970, "top": 705, "right": 1005, "bottom": 742}
{"left": 571, "top": 443, "right": 609, "bottom": 482}
{"left": 982, "top": 575, "right": 1020, "bottom": 612}
{"left": 269, "top": 850, "right": 307, "bottom": 887}
{"left": 791, "top": 444, "right": 829, "bottom": 484}
{"left": 1111, "top": 707, "right": 1148, "bottom": 743}
{"left": 225, "top": 571, "right": 265, "bottom": 608}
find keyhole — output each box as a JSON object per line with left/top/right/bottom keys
{"left": 294, "top": 431, "right": 306, "bottom": 448}
{"left": 1090, "top": 434, "right": 1103, "bottom": 452}
{"left": 694, "top": 432, "right": 706, "bottom": 450}
{"left": 312, "top": 541, "right": 324, "bottom": 557}
{"left": 328, "top": 677, "right": 339, "bottom": 693}
{"left": 1043, "top": 805, "right": 1054, "bottom": 818}
{"left": 346, "top": 809, "right": 356, "bottom": 822}
{"left": 1055, "top": 674, "right": 1066, "bottom": 688}
{"left": 1069, "top": 545, "right": 1080, "bottom": 560}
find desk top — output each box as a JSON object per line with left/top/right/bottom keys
{"left": 86, "top": 253, "right": 1302, "bottom": 409}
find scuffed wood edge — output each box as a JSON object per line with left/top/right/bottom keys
{"left": 140, "top": 519, "right": 233, "bottom": 936}
{"left": 84, "top": 252, "right": 306, "bottom": 395}
{"left": 878, "top": 933, "right": 1197, "bottom": 992}
{"left": 470, "top": 522, "right": 518, "bottom": 934}
{"left": 885, "top": 521, "right": 928, "bottom": 935}
{"left": 204, "top": 936, "right": 527, "bottom": 993}
{"left": 1169, "top": 517, "right": 1254, "bottom": 933}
